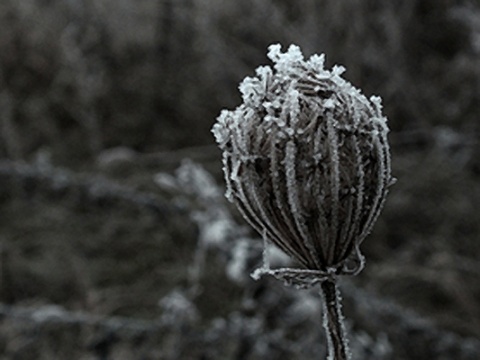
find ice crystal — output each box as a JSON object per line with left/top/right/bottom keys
{"left": 212, "top": 44, "right": 393, "bottom": 288}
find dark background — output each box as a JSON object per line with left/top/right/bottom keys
{"left": 0, "top": 0, "right": 479, "bottom": 359}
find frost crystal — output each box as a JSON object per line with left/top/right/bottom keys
{"left": 212, "top": 44, "right": 393, "bottom": 287}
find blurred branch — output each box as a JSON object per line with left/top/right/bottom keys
{"left": 0, "top": 303, "right": 162, "bottom": 337}
{"left": 390, "top": 127, "right": 479, "bottom": 149}
{"left": 0, "top": 159, "right": 178, "bottom": 216}
{"left": 141, "top": 144, "right": 220, "bottom": 165}
{"left": 341, "top": 281, "right": 480, "bottom": 359}
{"left": 1, "top": 279, "right": 480, "bottom": 359}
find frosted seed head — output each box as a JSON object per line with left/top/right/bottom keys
{"left": 212, "top": 44, "right": 393, "bottom": 283}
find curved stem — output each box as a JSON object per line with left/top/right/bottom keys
{"left": 320, "top": 278, "right": 351, "bottom": 360}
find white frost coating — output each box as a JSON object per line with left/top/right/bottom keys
{"left": 212, "top": 43, "right": 393, "bottom": 287}
{"left": 255, "top": 65, "right": 273, "bottom": 92}
{"left": 212, "top": 110, "right": 231, "bottom": 146}
{"left": 239, "top": 76, "right": 264, "bottom": 107}
{"left": 332, "top": 65, "right": 346, "bottom": 76}
{"left": 267, "top": 44, "right": 304, "bottom": 75}
{"left": 370, "top": 95, "right": 383, "bottom": 113}
{"left": 323, "top": 98, "right": 336, "bottom": 109}
{"left": 308, "top": 53, "right": 326, "bottom": 72}
{"left": 285, "top": 87, "right": 301, "bottom": 128}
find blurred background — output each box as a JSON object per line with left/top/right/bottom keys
{"left": 0, "top": 0, "right": 479, "bottom": 359}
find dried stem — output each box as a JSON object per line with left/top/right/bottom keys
{"left": 320, "top": 278, "right": 350, "bottom": 360}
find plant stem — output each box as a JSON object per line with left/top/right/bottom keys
{"left": 320, "top": 278, "right": 350, "bottom": 360}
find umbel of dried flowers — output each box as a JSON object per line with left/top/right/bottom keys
{"left": 213, "top": 44, "right": 393, "bottom": 359}
{"left": 212, "top": 44, "right": 393, "bottom": 289}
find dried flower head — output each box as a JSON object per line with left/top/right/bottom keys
{"left": 212, "top": 44, "right": 393, "bottom": 288}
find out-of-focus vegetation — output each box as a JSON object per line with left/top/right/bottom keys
{"left": 0, "top": 0, "right": 479, "bottom": 359}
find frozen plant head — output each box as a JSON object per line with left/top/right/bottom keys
{"left": 212, "top": 44, "right": 393, "bottom": 288}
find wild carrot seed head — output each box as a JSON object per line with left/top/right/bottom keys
{"left": 212, "top": 44, "right": 393, "bottom": 285}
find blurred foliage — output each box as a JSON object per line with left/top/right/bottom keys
{"left": 0, "top": 0, "right": 479, "bottom": 158}
{"left": 0, "top": 0, "right": 479, "bottom": 359}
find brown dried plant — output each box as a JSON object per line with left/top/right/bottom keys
{"left": 212, "top": 44, "right": 393, "bottom": 359}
